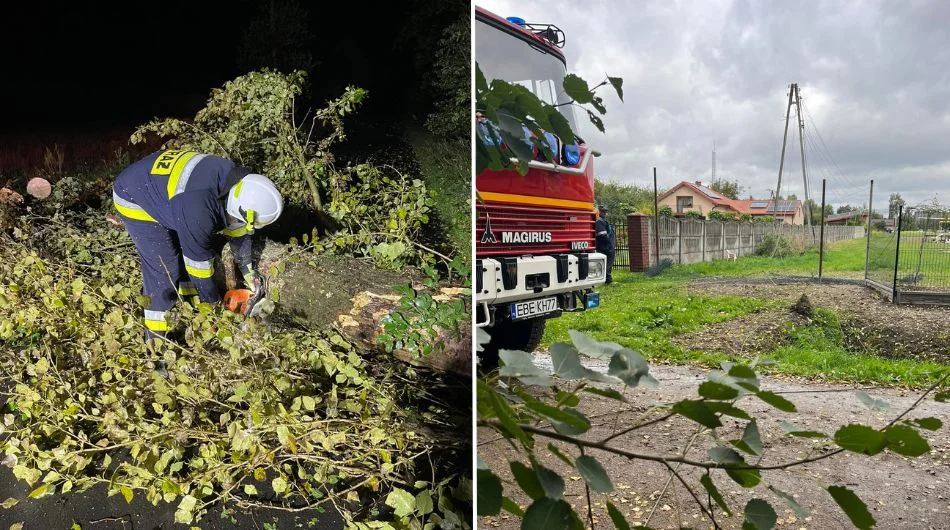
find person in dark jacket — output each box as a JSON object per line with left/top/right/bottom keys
{"left": 595, "top": 204, "right": 615, "bottom": 284}
{"left": 112, "top": 149, "right": 284, "bottom": 341}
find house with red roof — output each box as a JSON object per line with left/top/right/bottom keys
{"left": 657, "top": 180, "right": 804, "bottom": 225}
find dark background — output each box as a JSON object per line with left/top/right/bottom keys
{"left": 0, "top": 0, "right": 467, "bottom": 132}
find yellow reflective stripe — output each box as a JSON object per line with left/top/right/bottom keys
{"left": 112, "top": 191, "right": 157, "bottom": 222}
{"left": 233, "top": 180, "right": 243, "bottom": 198}
{"left": 145, "top": 319, "right": 168, "bottom": 332}
{"left": 166, "top": 151, "right": 199, "bottom": 198}
{"left": 222, "top": 226, "right": 248, "bottom": 237}
{"left": 184, "top": 256, "right": 214, "bottom": 279}
{"left": 178, "top": 283, "right": 198, "bottom": 296}
{"left": 185, "top": 265, "right": 214, "bottom": 279}
{"left": 144, "top": 309, "right": 168, "bottom": 332}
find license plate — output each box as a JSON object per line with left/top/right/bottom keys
{"left": 511, "top": 297, "right": 558, "bottom": 320}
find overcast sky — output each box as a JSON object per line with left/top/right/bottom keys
{"left": 476, "top": 0, "right": 950, "bottom": 211}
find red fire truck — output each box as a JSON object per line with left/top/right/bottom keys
{"left": 475, "top": 6, "right": 607, "bottom": 362}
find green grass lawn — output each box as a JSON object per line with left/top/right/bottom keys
{"left": 544, "top": 237, "right": 950, "bottom": 387}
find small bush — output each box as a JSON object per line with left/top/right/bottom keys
{"left": 645, "top": 257, "right": 674, "bottom": 277}
{"left": 755, "top": 234, "right": 803, "bottom": 258}
{"left": 685, "top": 211, "right": 704, "bottom": 220}
{"left": 658, "top": 205, "right": 673, "bottom": 217}
{"left": 709, "top": 211, "right": 737, "bottom": 221}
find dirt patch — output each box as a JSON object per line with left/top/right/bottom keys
{"left": 478, "top": 359, "right": 950, "bottom": 530}
{"left": 686, "top": 280, "right": 950, "bottom": 363}
{"left": 672, "top": 307, "right": 810, "bottom": 359}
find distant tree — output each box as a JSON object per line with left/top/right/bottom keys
{"left": 805, "top": 198, "right": 833, "bottom": 224}
{"left": 888, "top": 193, "right": 906, "bottom": 219}
{"left": 237, "top": 0, "right": 315, "bottom": 75}
{"left": 424, "top": 18, "right": 469, "bottom": 136}
{"left": 594, "top": 178, "right": 654, "bottom": 217}
{"left": 837, "top": 204, "right": 856, "bottom": 214}
{"left": 709, "top": 178, "right": 743, "bottom": 200}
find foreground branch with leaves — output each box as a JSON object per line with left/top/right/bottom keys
{"left": 476, "top": 329, "right": 948, "bottom": 529}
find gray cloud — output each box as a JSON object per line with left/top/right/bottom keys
{"left": 476, "top": 0, "right": 950, "bottom": 209}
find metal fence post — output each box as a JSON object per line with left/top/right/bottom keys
{"left": 819, "top": 179, "right": 827, "bottom": 281}
{"left": 677, "top": 218, "right": 682, "bottom": 264}
{"left": 892, "top": 205, "right": 904, "bottom": 303}
{"left": 864, "top": 179, "right": 874, "bottom": 280}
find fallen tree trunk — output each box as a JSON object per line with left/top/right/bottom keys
{"left": 218, "top": 241, "right": 471, "bottom": 377}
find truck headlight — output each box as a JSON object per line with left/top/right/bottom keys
{"left": 588, "top": 259, "right": 605, "bottom": 279}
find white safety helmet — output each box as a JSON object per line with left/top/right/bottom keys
{"left": 225, "top": 174, "right": 284, "bottom": 233}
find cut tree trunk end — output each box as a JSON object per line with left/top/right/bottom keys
{"left": 216, "top": 240, "right": 471, "bottom": 376}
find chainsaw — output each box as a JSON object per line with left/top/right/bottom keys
{"left": 223, "top": 275, "right": 275, "bottom": 318}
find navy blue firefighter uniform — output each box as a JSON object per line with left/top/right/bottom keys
{"left": 595, "top": 206, "right": 615, "bottom": 284}
{"left": 112, "top": 149, "right": 256, "bottom": 339}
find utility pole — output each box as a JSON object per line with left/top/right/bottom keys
{"left": 793, "top": 83, "right": 812, "bottom": 227}
{"left": 775, "top": 85, "right": 794, "bottom": 207}
{"left": 775, "top": 83, "right": 812, "bottom": 226}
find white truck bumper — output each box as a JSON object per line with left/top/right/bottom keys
{"left": 475, "top": 253, "right": 607, "bottom": 325}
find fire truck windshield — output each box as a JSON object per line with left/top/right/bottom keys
{"left": 476, "top": 17, "right": 579, "bottom": 133}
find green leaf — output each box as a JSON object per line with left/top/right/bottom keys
{"left": 705, "top": 401, "right": 752, "bottom": 420}
{"left": 779, "top": 421, "right": 827, "bottom": 438}
{"left": 727, "top": 364, "right": 758, "bottom": 384}
{"left": 1, "top": 498, "right": 18, "bottom": 509}
{"left": 547, "top": 443, "right": 575, "bottom": 468}
{"left": 699, "top": 381, "right": 739, "bottom": 400}
{"left": 523, "top": 398, "right": 590, "bottom": 433}
{"left": 884, "top": 424, "right": 930, "bottom": 456}
{"left": 498, "top": 349, "right": 553, "bottom": 387}
{"left": 550, "top": 343, "right": 587, "bottom": 379}
{"left": 555, "top": 390, "right": 580, "bottom": 407}
{"left": 28, "top": 484, "right": 50, "bottom": 498}
{"left": 502, "top": 496, "right": 525, "bottom": 517}
{"left": 672, "top": 400, "right": 722, "bottom": 429}
{"left": 120, "top": 485, "right": 133, "bottom": 504}
{"left": 582, "top": 387, "right": 627, "bottom": 402}
{"left": 700, "top": 474, "right": 731, "bottom": 516}
{"left": 608, "top": 348, "right": 658, "bottom": 388}
{"left": 568, "top": 330, "right": 622, "bottom": 360}
{"left": 523, "top": 498, "right": 580, "bottom": 530}
{"left": 726, "top": 467, "right": 762, "bottom": 488}
{"left": 754, "top": 391, "right": 796, "bottom": 412}
{"left": 272, "top": 477, "right": 288, "bottom": 494}
{"left": 548, "top": 407, "right": 592, "bottom": 436}
{"left": 608, "top": 77, "right": 624, "bottom": 102}
{"left": 827, "top": 485, "right": 875, "bottom": 530}
{"left": 742, "top": 499, "right": 776, "bottom": 530}
{"left": 911, "top": 417, "right": 942, "bottom": 431}
{"left": 834, "top": 424, "right": 887, "bottom": 455}
{"left": 606, "top": 500, "right": 631, "bottom": 530}
{"left": 385, "top": 488, "right": 415, "bottom": 518}
{"left": 708, "top": 446, "right": 743, "bottom": 464}
{"left": 575, "top": 455, "right": 613, "bottom": 493}
{"left": 510, "top": 461, "right": 544, "bottom": 501}
{"left": 741, "top": 420, "right": 762, "bottom": 455}
{"left": 768, "top": 486, "right": 808, "bottom": 519}
{"left": 244, "top": 484, "right": 258, "bottom": 496}
{"left": 415, "top": 490, "right": 433, "bottom": 515}
{"left": 935, "top": 390, "right": 950, "bottom": 402}
{"left": 483, "top": 381, "right": 531, "bottom": 447}
{"left": 477, "top": 469, "right": 503, "bottom": 516}
{"left": 547, "top": 109, "right": 576, "bottom": 144}
{"left": 534, "top": 461, "right": 565, "bottom": 499}
{"left": 562, "top": 74, "right": 593, "bottom": 104}
{"left": 854, "top": 390, "right": 890, "bottom": 411}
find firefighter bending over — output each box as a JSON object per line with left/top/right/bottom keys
{"left": 111, "top": 149, "right": 284, "bottom": 341}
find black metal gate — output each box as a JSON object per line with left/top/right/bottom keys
{"left": 611, "top": 223, "right": 628, "bottom": 269}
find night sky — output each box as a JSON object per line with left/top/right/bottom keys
{"left": 0, "top": 0, "right": 467, "bottom": 133}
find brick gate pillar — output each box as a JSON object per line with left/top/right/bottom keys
{"left": 627, "top": 213, "right": 651, "bottom": 272}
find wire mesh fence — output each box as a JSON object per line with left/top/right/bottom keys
{"left": 865, "top": 202, "right": 950, "bottom": 304}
